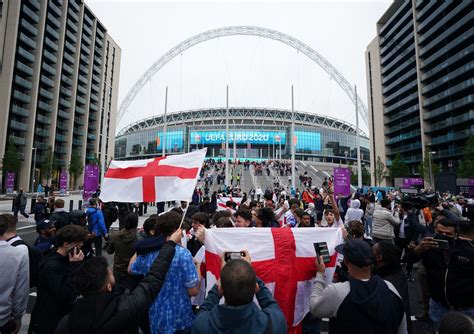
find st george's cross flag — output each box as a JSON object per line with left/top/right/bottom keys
{"left": 216, "top": 197, "right": 243, "bottom": 212}
{"left": 204, "top": 227, "right": 343, "bottom": 334}
{"left": 100, "top": 149, "right": 207, "bottom": 203}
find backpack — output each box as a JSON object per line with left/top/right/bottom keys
{"left": 104, "top": 203, "right": 118, "bottom": 223}
{"left": 11, "top": 239, "right": 44, "bottom": 288}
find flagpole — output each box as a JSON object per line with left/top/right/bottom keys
{"left": 178, "top": 201, "right": 189, "bottom": 230}
{"left": 291, "top": 85, "right": 296, "bottom": 194}
{"left": 225, "top": 85, "right": 229, "bottom": 190}
{"left": 355, "top": 85, "right": 362, "bottom": 188}
{"left": 162, "top": 86, "right": 168, "bottom": 157}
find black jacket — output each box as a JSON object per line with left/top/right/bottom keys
{"left": 29, "top": 252, "right": 82, "bottom": 334}
{"left": 49, "top": 211, "right": 71, "bottom": 230}
{"left": 421, "top": 238, "right": 474, "bottom": 308}
{"left": 54, "top": 241, "right": 177, "bottom": 334}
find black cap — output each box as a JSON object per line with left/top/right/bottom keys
{"left": 335, "top": 240, "right": 373, "bottom": 267}
{"left": 36, "top": 219, "right": 53, "bottom": 233}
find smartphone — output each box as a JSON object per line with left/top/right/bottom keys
{"left": 314, "top": 242, "right": 331, "bottom": 263}
{"left": 224, "top": 251, "right": 245, "bottom": 262}
{"left": 433, "top": 239, "right": 449, "bottom": 250}
{"left": 68, "top": 246, "right": 78, "bottom": 255}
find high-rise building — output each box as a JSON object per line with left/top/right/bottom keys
{"left": 365, "top": 0, "right": 472, "bottom": 187}
{"left": 0, "top": 0, "right": 121, "bottom": 191}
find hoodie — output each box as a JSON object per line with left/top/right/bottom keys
{"left": 345, "top": 199, "right": 364, "bottom": 224}
{"left": 107, "top": 229, "right": 137, "bottom": 277}
{"left": 310, "top": 273, "right": 407, "bottom": 334}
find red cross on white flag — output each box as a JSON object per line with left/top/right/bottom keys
{"left": 100, "top": 149, "right": 207, "bottom": 203}
{"left": 204, "top": 227, "right": 343, "bottom": 334}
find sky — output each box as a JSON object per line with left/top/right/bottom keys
{"left": 85, "top": 0, "right": 391, "bottom": 134}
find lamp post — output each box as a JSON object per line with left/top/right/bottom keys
{"left": 30, "top": 147, "right": 37, "bottom": 193}
{"left": 428, "top": 151, "right": 436, "bottom": 191}
{"left": 344, "top": 151, "right": 348, "bottom": 165}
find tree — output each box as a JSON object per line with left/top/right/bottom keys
{"left": 40, "top": 145, "right": 57, "bottom": 183}
{"left": 348, "top": 161, "right": 371, "bottom": 186}
{"left": 69, "top": 151, "right": 84, "bottom": 190}
{"left": 2, "top": 140, "right": 22, "bottom": 192}
{"left": 389, "top": 153, "right": 410, "bottom": 179}
{"left": 458, "top": 136, "right": 474, "bottom": 178}
{"left": 2, "top": 140, "right": 21, "bottom": 173}
{"left": 374, "top": 156, "right": 386, "bottom": 186}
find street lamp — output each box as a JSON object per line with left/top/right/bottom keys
{"left": 428, "top": 151, "right": 436, "bottom": 191}
{"left": 30, "top": 147, "right": 37, "bottom": 193}
{"left": 344, "top": 151, "right": 349, "bottom": 165}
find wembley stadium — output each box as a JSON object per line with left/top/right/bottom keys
{"left": 114, "top": 107, "right": 370, "bottom": 166}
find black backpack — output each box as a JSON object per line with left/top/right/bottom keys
{"left": 11, "top": 239, "right": 44, "bottom": 288}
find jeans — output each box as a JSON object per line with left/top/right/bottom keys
{"left": 364, "top": 217, "right": 373, "bottom": 237}
{"left": 429, "top": 298, "right": 474, "bottom": 330}
{"left": 14, "top": 205, "right": 29, "bottom": 219}
{"left": 92, "top": 236, "right": 103, "bottom": 256}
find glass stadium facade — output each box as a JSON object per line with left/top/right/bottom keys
{"left": 115, "top": 108, "right": 370, "bottom": 165}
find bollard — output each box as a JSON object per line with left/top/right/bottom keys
{"left": 138, "top": 203, "right": 143, "bottom": 216}
{"left": 78, "top": 200, "right": 82, "bottom": 210}
{"left": 30, "top": 197, "right": 36, "bottom": 212}
{"left": 69, "top": 200, "right": 74, "bottom": 212}
{"left": 144, "top": 202, "right": 148, "bottom": 214}
{"left": 12, "top": 198, "right": 15, "bottom": 212}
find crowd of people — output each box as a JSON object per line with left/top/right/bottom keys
{"left": 1, "top": 160, "right": 473, "bottom": 334}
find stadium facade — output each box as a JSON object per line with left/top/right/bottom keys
{"left": 115, "top": 108, "right": 370, "bottom": 165}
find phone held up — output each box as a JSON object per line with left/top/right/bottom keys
{"left": 314, "top": 242, "right": 331, "bottom": 263}
{"left": 224, "top": 251, "right": 246, "bottom": 262}
{"left": 432, "top": 239, "right": 450, "bottom": 250}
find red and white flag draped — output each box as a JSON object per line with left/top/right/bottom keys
{"left": 204, "top": 227, "right": 343, "bottom": 334}
{"left": 216, "top": 197, "right": 243, "bottom": 212}
{"left": 100, "top": 149, "right": 207, "bottom": 203}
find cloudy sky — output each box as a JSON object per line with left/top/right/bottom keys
{"left": 85, "top": 0, "right": 391, "bottom": 134}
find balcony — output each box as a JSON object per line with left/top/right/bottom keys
{"left": 56, "top": 131, "right": 68, "bottom": 140}
{"left": 76, "top": 95, "right": 86, "bottom": 105}
{"left": 83, "top": 14, "right": 93, "bottom": 27}
{"left": 59, "top": 98, "right": 71, "bottom": 108}
{"left": 87, "top": 133, "right": 96, "bottom": 140}
{"left": 62, "top": 74, "right": 73, "bottom": 86}
{"left": 96, "top": 28, "right": 104, "bottom": 39}
{"left": 21, "top": 18, "right": 38, "bottom": 36}
{"left": 45, "top": 24, "right": 59, "bottom": 40}
{"left": 65, "top": 30, "right": 77, "bottom": 44}
{"left": 63, "top": 52, "right": 75, "bottom": 65}
{"left": 43, "top": 49, "right": 57, "bottom": 63}
{"left": 68, "top": 8, "right": 79, "bottom": 22}
{"left": 89, "top": 103, "right": 98, "bottom": 111}
{"left": 13, "top": 90, "right": 31, "bottom": 103}
{"left": 69, "top": 0, "right": 80, "bottom": 11}
{"left": 74, "top": 128, "right": 84, "bottom": 136}
{"left": 44, "top": 36, "right": 58, "bottom": 52}
{"left": 40, "top": 88, "right": 54, "bottom": 100}
{"left": 55, "top": 146, "right": 68, "bottom": 154}
{"left": 81, "top": 45, "right": 90, "bottom": 55}
{"left": 94, "top": 56, "right": 102, "bottom": 66}
{"left": 79, "top": 64, "right": 88, "bottom": 76}
{"left": 89, "top": 112, "right": 97, "bottom": 120}
{"left": 11, "top": 104, "right": 29, "bottom": 118}
{"left": 421, "top": 45, "right": 473, "bottom": 83}
{"left": 95, "top": 37, "right": 104, "bottom": 48}
{"left": 76, "top": 106, "right": 86, "bottom": 115}
{"left": 22, "top": 5, "right": 39, "bottom": 23}
{"left": 78, "top": 74, "right": 88, "bottom": 84}
{"left": 83, "top": 24, "right": 92, "bottom": 37}
{"left": 56, "top": 122, "right": 68, "bottom": 131}
{"left": 80, "top": 54, "right": 90, "bottom": 65}
{"left": 382, "top": 68, "right": 416, "bottom": 95}
{"left": 423, "top": 79, "right": 474, "bottom": 108}
{"left": 63, "top": 62, "right": 74, "bottom": 75}
{"left": 49, "top": 1, "right": 62, "bottom": 17}
{"left": 65, "top": 40, "right": 76, "bottom": 53}
{"left": 9, "top": 120, "right": 28, "bottom": 132}
{"left": 384, "top": 92, "right": 419, "bottom": 114}
{"left": 91, "top": 83, "right": 99, "bottom": 93}
{"left": 87, "top": 143, "right": 95, "bottom": 150}
{"left": 40, "top": 75, "right": 54, "bottom": 87}
{"left": 383, "top": 81, "right": 418, "bottom": 105}
{"left": 385, "top": 117, "right": 420, "bottom": 135}
{"left": 73, "top": 139, "right": 83, "bottom": 146}
{"left": 386, "top": 142, "right": 422, "bottom": 155}
{"left": 74, "top": 116, "right": 84, "bottom": 126}
{"left": 77, "top": 84, "right": 88, "bottom": 95}
{"left": 90, "top": 93, "right": 99, "bottom": 102}
{"left": 417, "top": 1, "right": 451, "bottom": 33}
{"left": 38, "top": 101, "right": 53, "bottom": 113}
{"left": 58, "top": 110, "right": 70, "bottom": 119}
{"left": 382, "top": 55, "right": 416, "bottom": 86}
{"left": 426, "top": 111, "right": 474, "bottom": 134}
{"left": 431, "top": 129, "right": 474, "bottom": 145}
{"left": 36, "top": 128, "right": 49, "bottom": 137}
{"left": 386, "top": 129, "right": 421, "bottom": 145}
{"left": 92, "top": 74, "right": 101, "bottom": 83}
{"left": 17, "top": 46, "right": 35, "bottom": 63}
{"left": 36, "top": 114, "right": 50, "bottom": 124}
{"left": 422, "top": 62, "right": 474, "bottom": 95}
{"left": 10, "top": 135, "right": 26, "bottom": 145}
{"left": 47, "top": 12, "right": 61, "bottom": 29}
{"left": 14, "top": 76, "right": 32, "bottom": 90}
{"left": 42, "top": 62, "right": 56, "bottom": 75}
{"left": 67, "top": 19, "right": 78, "bottom": 33}
{"left": 424, "top": 95, "right": 473, "bottom": 120}
{"left": 82, "top": 34, "right": 92, "bottom": 46}
{"left": 19, "top": 32, "right": 36, "bottom": 50}
{"left": 60, "top": 86, "right": 72, "bottom": 97}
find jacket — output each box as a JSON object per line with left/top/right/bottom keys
{"left": 49, "top": 209, "right": 71, "bottom": 230}
{"left": 372, "top": 207, "right": 400, "bottom": 239}
{"left": 14, "top": 193, "right": 27, "bottom": 207}
{"left": 33, "top": 202, "right": 49, "bottom": 222}
{"left": 345, "top": 199, "right": 364, "bottom": 223}
{"left": 192, "top": 278, "right": 287, "bottom": 334}
{"left": 86, "top": 207, "right": 108, "bottom": 236}
{"left": 29, "top": 252, "right": 82, "bottom": 334}
{"left": 310, "top": 273, "right": 406, "bottom": 334}
{"left": 107, "top": 228, "right": 137, "bottom": 277}
{"left": 55, "top": 242, "right": 177, "bottom": 334}
{"left": 420, "top": 239, "right": 474, "bottom": 308}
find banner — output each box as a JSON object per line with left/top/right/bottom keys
{"left": 403, "top": 178, "right": 424, "bottom": 187}
{"left": 333, "top": 167, "right": 351, "bottom": 196}
{"left": 59, "top": 171, "right": 68, "bottom": 194}
{"left": 83, "top": 164, "right": 99, "bottom": 201}
{"left": 6, "top": 172, "right": 15, "bottom": 194}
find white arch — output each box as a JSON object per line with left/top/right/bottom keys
{"left": 118, "top": 26, "right": 369, "bottom": 128}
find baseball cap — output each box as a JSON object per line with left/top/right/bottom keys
{"left": 335, "top": 240, "right": 373, "bottom": 267}
{"left": 36, "top": 219, "right": 53, "bottom": 233}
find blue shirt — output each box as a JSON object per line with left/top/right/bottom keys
{"left": 130, "top": 245, "right": 199, "bottom": 333}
